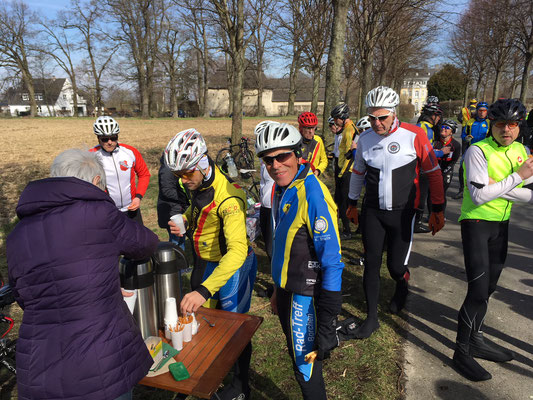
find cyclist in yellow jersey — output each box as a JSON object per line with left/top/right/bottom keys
{"left": 298, "top": 111, "right": 328, "bottom": 176}
{"left": 331, "top": 103, "right": 356, "bottom": 239}
{"left": 165, "top": 129, "right": 257, "bottom": 400}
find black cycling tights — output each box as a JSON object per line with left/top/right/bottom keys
{"left": 456, "top": 220, "right": 508, "bottom": 344}
{"left": 361, "top": 207, "right": 415, "bottom": 320}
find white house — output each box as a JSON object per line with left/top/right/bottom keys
{"left": 399, "top": 69, "right": 437, "bottom": 113}
{"left": 3, "top": 78, "right": 87, "bottom": 117}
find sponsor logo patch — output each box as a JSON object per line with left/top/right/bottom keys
{"left": 388, "top": 142, "right": 400, "bottom": 154}
{"left": 518, "top": 156, "right": 523, "bottom": 163}
{"left": 119, "top": 160, "right": 129, "bottom": 171}
{"left": 308, "top": 261, "right": 320, "bottom": 270}
{"left": 314, "top": 217, "right": 328, "bottom": 233}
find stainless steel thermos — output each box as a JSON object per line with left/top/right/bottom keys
{"left": 153, "top": 242, "right": 188, "bottom": 327}
{"left": 119, "top": 257, "right": 158, "bottom": 339}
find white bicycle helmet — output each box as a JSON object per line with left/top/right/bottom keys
{"left": 93, "top": 116, "right": 120, "bottom": 136}
{"left": 254, "top": 120, "right": 280, "bottom": 137}
{"left": 356, "top": 116, "right": 371, "bottom": 131}
{"left": 164, "top": 128, "right": 208, "bottom": 171}
{"left": 365, "top": 86, "right": 400, "bottom": 109}
{"left": 255, "top": 122, "right": 301, "bottom": 158}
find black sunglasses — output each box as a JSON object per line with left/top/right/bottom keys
{"left": 262, "top": 151, "right": 294, "bottom": 166}
{"left": 100, "top": 136, "right": 118, "bottom": 143}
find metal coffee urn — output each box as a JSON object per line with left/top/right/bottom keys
{"left": 119, "top": 257, "right": 158, "bottom": 339}
{"left": 153, "top": 241, "right": 189, "bottom": 327}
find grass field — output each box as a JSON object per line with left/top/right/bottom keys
{"left": 0, "top": 117, "right": 406, "bottom": 399}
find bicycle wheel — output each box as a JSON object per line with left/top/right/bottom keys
{"left": 235, "top": 149, "right": 255, "bottom": 179}
{"left": 215, "top": 148, "right": 232, "bottom": 174}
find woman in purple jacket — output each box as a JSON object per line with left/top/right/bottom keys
{"left": 7, "top": 149, "right": 159, "bottom": 400}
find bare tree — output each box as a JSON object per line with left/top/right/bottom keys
{"left": 66, "top": 0, "right": 117, "bottom": 116}
{"left": 39, "top": 16, "right": 82, "bottom": 116}
{"left": 210, "top": 0, "right": 248, "bottom": 143}
{"left": 299, "top": 0, "right": 333, "bottom": 114}
{"left": 322, "top": 0, "right": 349, "bottom": 134}
{"left": 247, "top": 0, "right": 277, "bottom": 116}
{"left": 157, "top": 9, "right": 189, "bottom": 118}
{"left": 0, "top": 0, "right": 37, "bottom": 116}
{"left": 107, "top": 0, "right": 165, "bottom": 118}
{"left": 180, "top": 0, "right": 212, "bottom": 117}
{"left": 511, "top": 0, "right": 533, "bottom": 103}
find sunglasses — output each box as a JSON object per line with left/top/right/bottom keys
{"left": 368, "top": 111, "right": 393, "bottom": 122}
{"left": 173, "top": 169, "right": 197, "bottom": 179}
{"left": 262, "top": 151, "right": 294, "bottom": 166}
{"left": 100, "top": 136, "right": 118, "bottom": 143}
{"left": 441, "top": 125, "right": 452, "bottom": 130}
{"left": 494, "top": 121, "right": 519, "bottom": 129}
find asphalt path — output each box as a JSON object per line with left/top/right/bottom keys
{"left": 404, "top": 164, "right": 533, "bottom": 399}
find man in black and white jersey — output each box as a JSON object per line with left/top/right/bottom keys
{"left": 346, "top": 86, "right": 446, "bottom": 339}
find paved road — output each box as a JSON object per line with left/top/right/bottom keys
{"left": 404, "top": 168, "right": 533, "bottom": 399}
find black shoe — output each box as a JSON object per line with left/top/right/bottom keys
{"left": 211, "top": 383, "right": 250, "bottom": 400}
{"left": 389, "top": 280, "right": 408, "bottom": 314}
{"left": 352, "top": 318, "right": 380, "bottom": 339}
{"left": 453, "top": 343, "right": 492, "bottom": 382}
{"left": 470, "top": 332, "right": 515, "bottom": 362}
{"left": 414, "top": 222, "right": 430, "bottom": 233}
{"left": 452, "top": 191, "right": 463, "bottom": 199}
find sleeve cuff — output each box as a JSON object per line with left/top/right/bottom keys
{"left": 431, "top": 203, "right": 445, "bottom": 213}
{"left": 196, "top": 285, "right": 211, "bottom": 300}
{"left": 348, "top": 198, "right": 358, "bottom": 207}
{"left": 136, "top": 194, "right": 143, "bottom": 199}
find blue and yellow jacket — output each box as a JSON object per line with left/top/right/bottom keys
{"left": 271, "top": 163, "right": 344, "bottom": 296}
{"left": 418, "top": 120, "right": 445, "bottom": 158}
{"left": 462, "top": 118, "right": 490, "bottom": 145}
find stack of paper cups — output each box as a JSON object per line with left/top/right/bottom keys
{"left": 164, "top": 297, "right": 178, "bottom": 339}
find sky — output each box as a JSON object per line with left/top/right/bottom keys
{"left": 25, "top": 0, "right": 469, "bottom": 78}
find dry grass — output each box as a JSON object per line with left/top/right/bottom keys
{"left": 0, "top": 116, "right": 405, "bottom": 400}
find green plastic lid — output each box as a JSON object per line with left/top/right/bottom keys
{"left": 169, "top": 362, "right": 190, "bottom": 381}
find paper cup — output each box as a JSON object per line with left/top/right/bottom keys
{"left": 192, "top": 313, "right": 198, "bottom": 335}
{"left": 171, "top": 329, "right": 183, "bottom": 351}
{"left": 170, "top": 214, "right": 186, "bottom": 234}
{"left": 183, "top": 321, "right": 192, "bottom": 342}
{"left": 164, "top": 297, "right": 178, "bottom": 321}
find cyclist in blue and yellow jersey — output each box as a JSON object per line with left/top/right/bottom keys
{"left": 255, "top": 122, "right": 344, "bottom": 400}
{"left": 454, "top": 102, "right": 491, "bottom": 199}
{"left": 165, "top": 129, "right": 257, "bottom": 400}
{"left": 453, "top": 99, "right": 533, "bottom": 382}
{"left": 298, "top": 111, "right": 328, "bottom": 176}
{"left": 331, "top": 103, "right": 357, "bottom": 239}
{"left": 415, "top": 103, "right": 444, "bottom": 233}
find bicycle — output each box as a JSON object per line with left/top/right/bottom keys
{"left": 238, "top": 168, "right": 260, "bottom": 207}
{"left": 0, "top": 280, "right": 16, "bottom": 376}
{"left": 216, "top": 137, "right": 255, "bottom": 179}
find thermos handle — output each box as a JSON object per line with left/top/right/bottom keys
{"left": 171, "top": 244, "right": 189, "bottom": 271}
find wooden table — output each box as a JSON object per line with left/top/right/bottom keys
{"left": 139, "top": 307, "right": 263, "bottom": 398}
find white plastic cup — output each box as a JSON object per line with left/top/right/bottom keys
{"left": 121, "top": 288, "right": 137, "bottom": 314}
{"left": 192, "top": 313, "right": 198, "bottom": 335}
{"left": 183, "top": 321, "right": 192, "bottom": 342}
{"left": 170, "top": 214, "right": 186, "bottom": 235}
{"left": 171, "top": 329, "right": 183, "bottom": 351}
{"left": 164, "top": 297, "right": 178, "bottom": 321}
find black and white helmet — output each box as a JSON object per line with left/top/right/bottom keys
{"left": 488, "top": 99, "right": 527, "bottom": 121}
{"left": 164, "top": 129, "right": 208, "bottom": 171}
{"left": 93, "top": 116, "right": 120, "bottom": 136}
{"left": 365, "top": 86, "right": 400, "bottom": 108}
{"left": 330, "top": 103, "right": 350, "bottom": 120}
{"left": 255, "top": 123, "right": 301, "bottom": 158}
{"left": 442, "top": 119, "right": 458, "bottom": 134}
{"left": 426, "top": 96, "right": 440, "bottom": 105}
{"left": 356, "top": 116, "right": 371, "bottom": 131}
{"left": 327, "top": 116, "right": 335, "bottom": 126}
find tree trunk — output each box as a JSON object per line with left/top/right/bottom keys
{"left": 322, "top": 0, "right": 349, "bottom": 137}
{"left": 196, "top": 50, "right": 204, "bottom": 116}
{"left": 225, "top": 53, "right": 234, "bottom": 116}
{"left": 311, "top": 64, "right": 320, "bottom": 114}
{"left": 463, "top": 80, "right": 470, "bottom": 107}
{"left": 358, "top": 57, "right": 372, "bottom": 120}
{"left": 170, "top": 74, "right": 178, "bottom": 118}
{"left": 519, "top": 49, "right": 532, "bottom": 103}
{"left": 491, "top": 69, "right": 501, "bottom": 103}
{"left": 202, "top": 29, "right": 210, "bottom": 118}
{"left": 230, "top": 0, "right": 245, "bottom": 144}
{"left": 256, "top": 52, "right": 264, "bottom": 117}
{"left": 288, "top": 49, "right": 300, "bottom": 116}
{"left": 21, "top": 67, "right": 37, "bottom": 117}
{"left": 71, "top": 77, "right": 79, "bottom": 117}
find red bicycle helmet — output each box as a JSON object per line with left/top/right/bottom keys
{"left": 298, "top": 112, "right": 318, "bottom": 128}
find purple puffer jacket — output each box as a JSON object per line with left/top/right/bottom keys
{"left": 7, "top": 177, "right": 159, "bottom": 400}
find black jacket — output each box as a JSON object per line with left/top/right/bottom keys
{"left": 157, "top": 153, "right": 190, "bottom": 229}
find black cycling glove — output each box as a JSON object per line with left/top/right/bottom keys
{"left": 315, "top": 289, "right": 342, "bottom": 361}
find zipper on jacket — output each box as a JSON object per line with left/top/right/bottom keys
{"left": 111, "top": 152, "right": 124, "bottom": 208}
